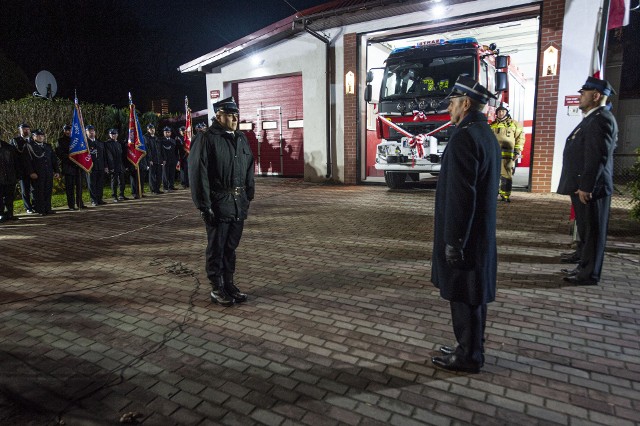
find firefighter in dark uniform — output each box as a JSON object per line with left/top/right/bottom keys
{"left": 177, "top": 126, "right": 190, "bottom": 189}
{"left": 10, "top": 123, "right": 35, "bottom": 213}
{"left": 56, "top": 124, "right": 85, "bottom": 210}
{"left": 85, "top": 125, "right": 107, "bottom": 206}
{"left": 189, "top": 97, "right": 255, "bottom": 307}
{"left": 160, "top": 126, "right": 178, "bottom": 192}
{"left": 0, "top": 138, "right": 27, "bottom": 222}
{"left": 27, "top": 129, "right": 60, "bottom": 215}
{"left": 146, "top": 124, "right": 165, "bottom": 194}
{"left": 431, "top": 76, "right": 500, "bottom": 374}
{"left": 557, "top": 77, "right": 618, "bottom": 286}
{"left": 105, "top": 128, "right": 127, "bottom": 202}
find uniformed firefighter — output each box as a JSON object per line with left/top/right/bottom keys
{"left": 490, "top": 105, "right": 524, "bottom": 202}
{"left": 145, "top": 124, "right": 165, "bottom": 194}
{"left": 56, "top": 124, "right": 86, "bottom": 210}
{"left": 0, "top": 138, "right": 28, "bottom": 222}
{"left": 189, "top": 97, "right": 255, "bottom": 307}
{"left": 160, "top": 126, "right": 178, "bottom": 192}
{"left": 26, "top": 129, "right": 60, "bottom": 215}
{"left": 105, "top": 129, "right": 128, "bottom": 202}
{"left": 10, "top": 123, "right": 36, "bottom": 213}
{"left": 176, "top": 126, "right": 189, "bottom": 189}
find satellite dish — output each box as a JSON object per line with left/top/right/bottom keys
{"left": 34, "top": 70, "right": 58, "bottom": 99}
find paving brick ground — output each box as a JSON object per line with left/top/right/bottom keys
{"left": 1, "top": 177, "right": 639, "bottom": 426}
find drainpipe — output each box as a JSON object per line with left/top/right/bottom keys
{"left": 303, "top": 21, "right": 332, "bottom": 179}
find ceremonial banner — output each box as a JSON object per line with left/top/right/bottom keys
{"left": 68, "top": 98, "right": 93, "bottom": 172}
{"left": 126, "top": 92, "right": 147, "bottom": 166}
{"left": 184, "top": 96, "right": 192, "bottom": 153}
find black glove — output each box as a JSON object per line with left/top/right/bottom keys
{"left": 200, "top": 208, "right": 216, "bottom": 226}
{"left": 445, "top": 244, "right": 466, "bottom": 269}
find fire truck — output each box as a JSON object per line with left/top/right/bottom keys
{"left": 365, "top": 37, "right": 518, "bottom": 189}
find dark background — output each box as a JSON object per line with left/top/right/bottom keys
{"left": 0, "top": 0, "right": 327, "bottom": 112}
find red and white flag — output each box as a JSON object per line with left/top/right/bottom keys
{"left": 608, "top": 0, "right": 630, "bottom": 30}
{"left": 184, "top": 96, "right": 192, "bottom": 154}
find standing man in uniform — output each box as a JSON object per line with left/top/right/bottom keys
{"left": 146, "top": 124, "right": 165, "bottom": 194}
{"left": 105, "top": 128, "right": 127, "bottom": 202}
{"left": 176, "top": 126, "right": 190, "bottom": 189}
{"left": 189, "top": 97, "right": 255, "bottom": 307}
{"left": 10, "top": 123, "right": 35, "bottom": 213}
{"left": 85, "top": 125, "right": 107, "bottom": 206}
{"left": 56, "top": 124, "right": 85, "bottom": 210}
{"left": 490, "top": 105, "right": 524, "bottom": 202}
{"left": 557, "top": 77, "right": 617, "bottom": 286}
{"left": 160, "top": 126, "right": 178, "bottom": 192}
{"left": 27, "top": 129, "right": 60, "bottom": 215}
{"left": 431, "top": 76, "right": 500, "bottom": 374}
{"left": 0, "top": 138, "right": 26, "bottom": 222}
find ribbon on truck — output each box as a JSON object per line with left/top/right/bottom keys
{"left": 377, "top": 115, "right": 452, "bottom": 167}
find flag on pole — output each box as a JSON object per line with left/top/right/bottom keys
{"left": 68, "top": 97, "right": 93, "bottom": 172}
{"left": 608, "top": 0, "right": 630, "bottom": 30}
{"left": 127, "top": 92, "right": 147, "bottom": 166}
{"left": 184, "top": 96, "right": 192, "bottom": 153}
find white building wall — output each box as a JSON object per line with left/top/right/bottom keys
{"left": 201, "top": 0, "right": 606, "bottom": 186}
{"left": 205, "top": 35, "right": 329, "bottom": 180}
{"left": 550, "top": 0, "right": 605, "bottom": 191}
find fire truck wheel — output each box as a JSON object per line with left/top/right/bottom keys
{"left": 408, "top": 173, "right": 419, "bottom": 182}
{"left": 385, "top": 172, "right": 407, "bottom": 189}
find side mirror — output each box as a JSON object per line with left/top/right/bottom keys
{"left": 364, "top": 85, "right": 373, "bottom": 103}
{"left": 366, "top": 71, "right": 374, "bottom": 83}
{"left": 495, "top": 55, "right": 509, "bottom": 69}
{"left": 495, "top": 71, "right": 508, "bottom": 93}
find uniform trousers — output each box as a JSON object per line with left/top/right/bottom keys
{"left": 110, "top": 171, "right": 126, "bottom": 198}
{"left": 450, "top": 301, "right": 487, "bottom": 366}
{"left": 570, "top": 193, "right": 610, "bottom": 282}
{"left": 31, "top": 173, "right": 53, "bottom": 214}
{"left": 149, "top": 163, "right": 163, "bottom": 193}
{"left": 205, "top": 220, "right": 244, "bottom": 281}
{"left": 162, "top": 163, "right": 176, "bottom": 190}
{"left": 180, "top": 159, "right": 189, "bottom": 187}
{"left": 0, "top": 184, "right": 16, "bottom": 218}
{"left": 87, "top": 170, "right": 105, "bottom": 204}
{"left": 19, "top": 179, "right": 33, "bottom": 211}
{"left": 130, "top": 167, "right": 147, "bottom": 198}
{"left": 64, "top": 170, "right": 84, "bottom": 209}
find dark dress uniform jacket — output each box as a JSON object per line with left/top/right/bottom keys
{"left": 87, "top": 139, "right": 105, "bottom": 170}
{"left": 0, "top": 141, "right": 22, "bottom": 185}
{"left": 557, "top": 106, "right": 617, "bottom": 199}
{"left": 431, "top": 110, "right": 501, "bottom": 305}
{"left": 146, "top": 135, "right": 165, "bottom": 164}
{"left": 188, "top": 121, "right": 255, "bottom": 222}
{"left": 105, "top": 140, "right": 124, "bottom": 174}
{"left": 56, "top": 135, "right": 78, "bottom": 175}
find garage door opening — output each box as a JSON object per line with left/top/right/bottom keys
{"left": 361, "top": 12, "right": 540, "bottom": 190}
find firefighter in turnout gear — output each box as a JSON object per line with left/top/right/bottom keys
{"left": 490, "top": 105, "right": 524, "bottom": 202}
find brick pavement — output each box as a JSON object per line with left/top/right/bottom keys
{"left": 0, "top": 177, "right": 639, "bottom": 426}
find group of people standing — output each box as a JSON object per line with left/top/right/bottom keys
{"left": 0, "top": 122, "right": 194, "bottom": 221}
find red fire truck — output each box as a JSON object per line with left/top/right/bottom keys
{"left": 365, "top": 37, "right": 522, "bottom": 189}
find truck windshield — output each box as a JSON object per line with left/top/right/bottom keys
{"left": 381, "top": 55, "right": 476, "bottom": 100}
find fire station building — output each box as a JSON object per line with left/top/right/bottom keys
{"left": 179, "top": 0, "right": 631, "bottom": 193}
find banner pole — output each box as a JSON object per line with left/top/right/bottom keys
{"left": 137, "top": 165, "right": 142, "bottom": 198}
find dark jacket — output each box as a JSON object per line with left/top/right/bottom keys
{"left": 9, "top": 136, "right": 33, "bottom": 178}
{"left": 431, "top": 110, "right": 500, "bottom": 305}
{"left": 0, "top": 140, "right": 22, "bottom": 185}
{"left": 557, "top": 106, "right": 617, "bottom": 200}
{"left": 87, "top": 138, "right": 106, "bottom": 171}
{"left": 56, "top": 135, "right": 79, "bottom": 175}
{"left": 26, "top": 140, "right": 60, "bottom": 177}
{"left": 145, "top": 134, "right": 165, "bottom": 164}
{"left": 188, "top": 120, "right": 255, "bottom": 222}
{"left": 104, "top": 138, "right": 124, "bottom": 174}
{"left": 161, "top": 137, "right": 178, "bottom": 165}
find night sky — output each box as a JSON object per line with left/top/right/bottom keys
{"left": 0, "top": 0, "right": 328, "bottom": 112}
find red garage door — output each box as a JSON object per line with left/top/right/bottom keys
{"left": 234, "top": 75, "right": 304, "bottom": 177}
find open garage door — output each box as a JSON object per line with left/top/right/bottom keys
{"left": 361, "top": 7, "right": 540, "bottom": 191}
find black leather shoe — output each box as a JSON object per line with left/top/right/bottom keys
{"left": 560, "top": 254, "right": 580, "bottom": 264}
{"left": 210, "top": 290, "right": 234, "bottom": 307}
{"left": 563, "top": 276, "right": 597, "bottom": 286}
{"left": 432, "top": 354, "right": 481, "bottom": 374}
{"left": 439, "top": 345, "right": 456, "bottom": 355}
{"left": 560, "top": 268, "right": 579, "bottom": 276}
